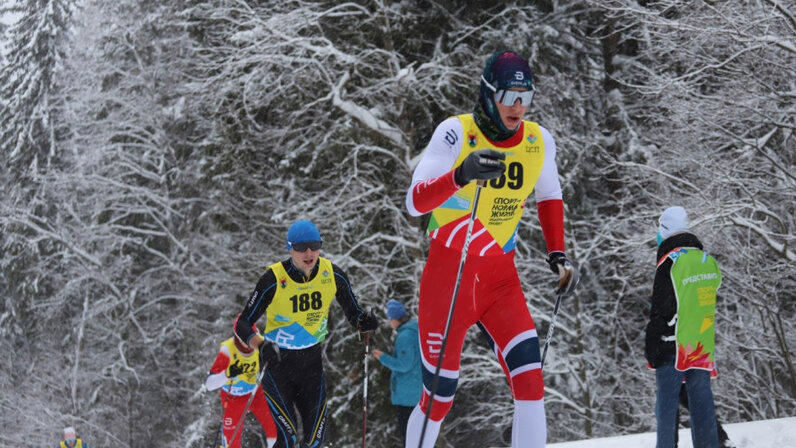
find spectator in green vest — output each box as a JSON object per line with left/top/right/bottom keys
{"left": 645, "top": 206, "right": 722, "bottom": 448}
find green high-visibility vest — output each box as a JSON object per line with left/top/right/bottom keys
{"left": 669, "top": 247, "right": 722, "bottom": 371}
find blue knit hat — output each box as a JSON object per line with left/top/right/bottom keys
{"left": 385, "top": 299, "right": 407, "bottom": 320}
{"left": 479, "top": 51, "right": 535, "bottom": 134}
{"left": 286, "top": 220, "right": 322, "bottom": 250}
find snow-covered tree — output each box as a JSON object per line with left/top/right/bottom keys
{"left": 1, "top": 1, "right": 793, "bottom": 446}
{"left": 0, "top": 2, "right": 76, "bottom": 445}
{"left": 0, "top": 0, "right": 74, "bottom": 173}
{"left": 590, "top": 0, "right": 795, "bottom": 425}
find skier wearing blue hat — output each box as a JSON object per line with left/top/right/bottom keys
{"left": 234, "top": 219, "right": 380, "bottom": 448}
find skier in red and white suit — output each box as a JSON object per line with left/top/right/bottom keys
{"left": 404, "top": 50, "right": 577, "bottom": 448}
{"left": 205, "top": 319, "right": 277, "bottom": 448}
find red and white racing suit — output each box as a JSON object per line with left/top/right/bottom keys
{"left": 404, "top": 114, "right": 565, "bottom": 448}
{"left": 205, "top": 339, "right": 277, "bottom": 448}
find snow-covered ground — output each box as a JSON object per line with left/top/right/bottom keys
{"left": 512, "top": 417, "right": 796, "bottom": 448}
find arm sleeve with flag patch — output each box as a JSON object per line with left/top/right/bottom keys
{"left": 406, "top": 117, "right": 464, "bottom": 216}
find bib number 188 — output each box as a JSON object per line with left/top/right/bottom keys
{"left": 289, "top": 291, "right": 323, "bottom": 312}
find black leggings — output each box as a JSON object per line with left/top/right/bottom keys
{"left": 261, "top": 344, "right": 327, "bottom": 448}
{"left": 394, "top": 405, "right": 414, "bottom": 447}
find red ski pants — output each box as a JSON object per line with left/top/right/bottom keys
{"left": 220, "top": 388, "right": 276, "bottom": 448}
{"left": 417, "top": 240, "right": 544, "bottom": 421}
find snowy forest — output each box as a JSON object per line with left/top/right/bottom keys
{"left": 0, "top": 0, "right": 793, "bottom": 447}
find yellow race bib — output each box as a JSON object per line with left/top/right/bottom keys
{"left": 428, "top": 115, "right": 545, "bottom": 252}
{"left": 219, "top": 337, "right": 260, "bottom": 395}
{"left": 264, "top": 258, "right": 337, "bottom": 349}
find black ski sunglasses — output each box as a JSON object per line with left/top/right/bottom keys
{"left": 290, "top": 241, "right": 322, "bottom": 252}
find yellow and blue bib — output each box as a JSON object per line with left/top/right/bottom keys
{"left": 264, "top": 258, "right": 337, "bottom": 349}
{"left": 428, "top": 114, "right": 545, "bottom": 253}
{"left": 220, "top": 337, "right": 260, "bottom": 395}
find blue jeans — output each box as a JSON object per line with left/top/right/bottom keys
{"left": 655, "top": 360, "right": 718, "bottom": 448}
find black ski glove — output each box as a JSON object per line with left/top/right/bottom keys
{"left": 258, "top": 340, "right": 280, "bottom": 368}
{"left": 546, "top": 252, "right": 580, "bottom": 296}
{"left": 356, "top": 311, "right": 380, "bottom": 333}
{"left": 546, "top": 251, "right": 568, "bottom": 274}
{"left": 227, "top": 361, "right": 244, "bottom": 378}
{"left": 454, "top": 149, "right": 506, "bottom": 186}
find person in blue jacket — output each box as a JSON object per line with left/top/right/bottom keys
{"left": 372, "top": 299, "right": 422, "bottom": 447}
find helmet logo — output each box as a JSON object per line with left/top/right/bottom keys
{"left": 514, "top": 71, "right": 524, "bottom": 81}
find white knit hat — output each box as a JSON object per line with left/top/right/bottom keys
{"left": 64, "top": 427, "right": 76, "bottom": 439}
{"left": 658, "top": 206, "right": 688, "bottom": 241}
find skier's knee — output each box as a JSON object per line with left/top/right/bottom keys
{"left": 419, "top": 360, "right": 459, "bottom": 420}
{"left": 500, "top": 331, "right": 544, "bottom": 400}
{"left": 421, "top": 366, "right": 458, "bottom": 398}
{"left": 501, "top": 330, "right": 541, "bottom": 375}
{"left": 418, "top": 391, "right": 456, "bottom": 421}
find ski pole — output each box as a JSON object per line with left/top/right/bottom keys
{"left": 362, "top": 331, "right": 370, "bottom": 448}
{"left": 228, "top": 361, "right": 269, "bottom": 447}
{"left": 540, "top": 262, "right": 579, "bottom": 368}
{"left": 418, "top": 181, "right": 484, "bottom": 448}
{"left": 540, "top": 291, "right": 563, "bottom": 369}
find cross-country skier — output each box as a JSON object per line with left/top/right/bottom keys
{"left": 205, "top": 318, "right": 277, "bottom": 448}
{"left": 59, "top": 427, "right": 88, "bottom": 448}
{"left": 646, "top": 206, "right": 722, "bottom": 448}
{"left": 404, "top": 50, "right": 578, "bottom": 448}
{"left": 234, "top": 219, "right": 380, "bottom": 448}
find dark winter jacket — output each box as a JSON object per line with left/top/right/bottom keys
{"left": 644, "top": 231, "right": 704, "bottom": 368}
